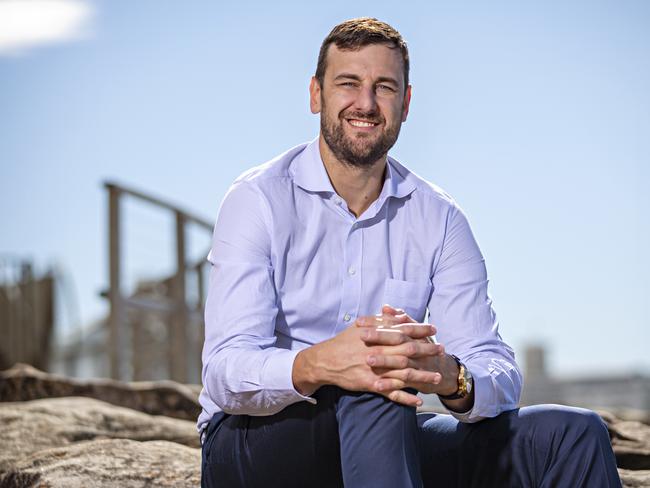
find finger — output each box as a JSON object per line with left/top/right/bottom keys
{"left": 367, "top": 354, "right": 416, "bottom": 369}
{"left": 380, "top": 313, "right": 411, "bottom": 326}
{"left": 360, "top": 328, "right": 409, "bottom": 345}
{"left": 380, "top": 306, "right": 413, "bottom": 326}
{"left": 376, "top": 341, "right": 445, "bottom": 358}
{"left": 381, "top": 304, "right": 404, "bottom": 315}
{"left": 382, "top": 323, "right": 438, "bottom": 339}
{"left": 361, "top": 327, "right": 439, "bottom": 347}
{"left": 379, "top": 388, "right": 423, "bottom": 408}
{"left": 355, "top": 315, "right": 390, "bottom": 328}
{"left": 381, "top": 305, "right": 413, "bottom": 322}
{"left": 380, "top": 368, "right": 442, "bottom": 386}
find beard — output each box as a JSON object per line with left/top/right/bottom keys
{"left": 320, "top": 101, "right": 402, "bottom": 169}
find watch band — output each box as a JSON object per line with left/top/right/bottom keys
{"left": 438, "top": 354, "right": 472, "bottom": 400}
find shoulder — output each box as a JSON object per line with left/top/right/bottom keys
{"left": 388, "top": 156, "right": 460, "bottom": 214}
{"left": 232, "top": 142, "right": 309, "bottom": 190}
{"left": 218, "top": 142, "right": 309, "bottom": 223}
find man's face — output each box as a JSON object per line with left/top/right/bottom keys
{"left": 310, "top": 43, "right": 411, "bottom": 168}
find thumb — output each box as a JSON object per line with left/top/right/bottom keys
{"left": 381, "top": 304, "right": 404, "bottom": 316}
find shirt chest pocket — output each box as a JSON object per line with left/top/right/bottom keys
{"left": 382, "top": 278, "right": 432, "bottom": 323}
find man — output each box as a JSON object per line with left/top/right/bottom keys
{"left": 198, "top": 17, "right": 621, "bottom": 487}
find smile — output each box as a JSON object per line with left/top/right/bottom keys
{"left": 347, "top": 119, "right": 379, "bottom": 128}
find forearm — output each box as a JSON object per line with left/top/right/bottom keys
{"left": 292, "top": 346, "right": 321, "bottom": 396}
{"left": 204, "top": 345, "right": 315, "bottom": 415}
{"left": 291, "top": 338, "right": 361, "bottom": 395}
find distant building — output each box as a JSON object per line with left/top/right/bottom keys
{"left": 421, "top": 345, "right": 650, "bottom": 416}
{"left": 520, "top": 345, "right": 650, "bottom": 414}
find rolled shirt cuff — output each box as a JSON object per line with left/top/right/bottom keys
{"left": 262, "top": 348, "right": 317, "bottom": 406}
{"left": 440, "top": 362, "right": 492, "bottom": 423}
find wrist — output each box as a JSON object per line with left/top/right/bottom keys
{"left": 292, "top": 347, "right": 320, "bottom": 396}
{"left": 438, "top": 354, "right": 461, "bottom": 396}
{"left": 438, "top": 354, "right": 473, "bottom": 400}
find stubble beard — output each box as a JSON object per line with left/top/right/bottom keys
{"left": 320, "top": 100, "right": 402, "bottom": 169}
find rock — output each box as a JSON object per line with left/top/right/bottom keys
{"left": 0, "top": 363, "right": 201, "bottom": 421}
{"left": 620, "top": 469, "right": 650, "bottom": 488}
{"left": 0, "top": 439, "right": 200, "bottom": 488}
{"left": 600, "top": 410, "right": 650, "bottom": 470}
{"left": 2, "top": 365, "right": 649, "bottom": 487}
{"left": 0, "top": 396, "right": 199, "bottom": 474}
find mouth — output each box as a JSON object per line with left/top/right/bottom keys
{"left": 346, "top": 118, "right": 380, "bottom": 129}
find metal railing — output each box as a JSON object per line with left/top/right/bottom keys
{"left": 103, "top": 181, "right": 212, "bottom": 383}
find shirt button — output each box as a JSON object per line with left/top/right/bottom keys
{"left": 343, "top": 313, "right": 351, "bottom": 322}
{"left": 347, "top": 266, "right": 356, "bottom": 276}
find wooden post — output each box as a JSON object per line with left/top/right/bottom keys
{"left": 170, "top": 211, "right": 188, "bottom": 382}
{"left": 108, "top": 185, "right": 122, "bottom": 380}
{"left": 21, "top": 263, "right": 33, "bottom": 367}
{"left": 132, "top": 309, "right": 144, "bottom": 381}
{"left": 196, "top": 261, "right": 205, "bottom": 383}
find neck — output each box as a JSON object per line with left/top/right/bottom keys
{"left": 318, "top": 135, "right": 386, "bottom": 218}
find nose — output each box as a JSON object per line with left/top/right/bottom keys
{"left": 354, "top": 85, "right": 377, "bottom": 113}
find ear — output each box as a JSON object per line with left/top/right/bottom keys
{"left": 401, "top": 84, "right": 412, "bottom": 122}
{"left": 309, "top": 76, "right": 322, "bottom": 114}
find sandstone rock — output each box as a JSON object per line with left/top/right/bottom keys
{"left": 0, "top": 439, "right": 200, "bottom": 488}
{"left": 2, "top": 365, "right": 649, "bottom": 487}
{"left": 0, "top": 396, "right": 199, "bottom": 474}
{"left": 0, "top": 363, "right": 201, "bottom": 421}
{"left": 620, "top": 469, "right": 650, "bottom": 488}
{"left": 600, "top": 410, "right": 650, "bottom": 470}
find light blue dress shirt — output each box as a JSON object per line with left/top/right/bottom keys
{"left": 197, "top": 138, "right": 522, "bottom": 433}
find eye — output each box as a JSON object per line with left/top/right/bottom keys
{"left": 338, "top": 82, "right": 358, "bottom": 88}
{"left": 377, "top": 84, "right": 396, "bottom": 93}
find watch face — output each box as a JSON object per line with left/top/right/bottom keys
{"left": 465, "top": 370, "right": 473, "bottom": 395}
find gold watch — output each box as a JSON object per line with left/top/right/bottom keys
{"left": 438, "top": 354, "right": 473, "bottom": 400}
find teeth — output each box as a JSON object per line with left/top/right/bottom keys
{"left": 349, "top": 120, "right": 376, "bottom": 127}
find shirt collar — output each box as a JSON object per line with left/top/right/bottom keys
{"left": 384, "top": 155, "right": 417, "bottom": 200}
{"left": 292, "top": 138, "right": 336, "bottom": 193}
{"left": 292, "top": 137, "right": 416, "bottom": 200}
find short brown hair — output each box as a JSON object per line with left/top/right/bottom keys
{"left": 315, "top": 17, "right": 410, "bottom": 89}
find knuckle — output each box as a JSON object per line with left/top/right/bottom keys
{"left": 405, "top": 343, "right": 417, "bottom": 356}
{"left": 405, "top": 368, "right": 414, "bottom": 382}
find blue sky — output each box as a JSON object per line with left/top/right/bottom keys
{"left": 1, "top": 0, "right": 648, "bottom": 377}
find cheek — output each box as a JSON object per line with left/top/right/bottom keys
{"left": 379, "top": 103, "right": 402, "bottom": 124}
{"left": 330, "top": 93, "right": 356, "bottom": 111}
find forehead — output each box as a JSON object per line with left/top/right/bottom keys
{"left": 324, "top": 43, "right": 405, "bottom": 86}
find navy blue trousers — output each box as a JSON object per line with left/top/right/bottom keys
{"left": 201, "top": 386, "right": 621, "bottom": 487}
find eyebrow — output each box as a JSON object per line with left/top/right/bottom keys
{"left": 333, "top": 73, "right": 400, "bottom": 87}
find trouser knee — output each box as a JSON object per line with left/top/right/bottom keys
{"left": 533, "top": 405, "right": 607, "bottom": 436}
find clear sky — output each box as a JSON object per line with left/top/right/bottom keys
{"left": 1, "top": 0, "right": 648, "bottom": 378}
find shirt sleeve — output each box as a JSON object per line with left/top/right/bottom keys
{"left": 428, "top": 203, "right": 523, "bottom": 423}
{"left": 201, "top": 179, "right": 315, "bottom": 416}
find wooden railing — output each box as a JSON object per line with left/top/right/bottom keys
{"left": 0, "top": 259, "right": 54, "bottom": 371}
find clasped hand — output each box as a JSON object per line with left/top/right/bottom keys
{"left": 293, "top": 305, "right": 458, "bottom": 408}
{"left": 354, "top": 305, "right": 457, "bottom": 407}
